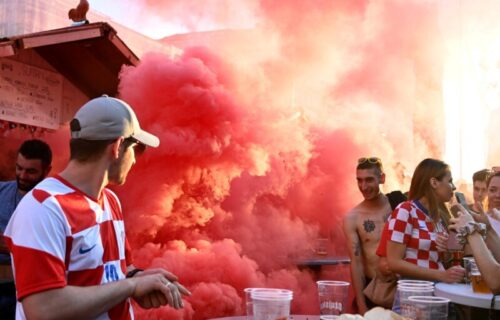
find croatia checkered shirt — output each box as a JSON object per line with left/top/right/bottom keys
{"left": 5, "top": 176, "right": 134, "bottom": 320}
{"left": 388, "top": 200, "right": 444, "bottom": 270}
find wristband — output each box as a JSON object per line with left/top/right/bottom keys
{"left": 126, "top": 268, "right": 143, "bottom": 278}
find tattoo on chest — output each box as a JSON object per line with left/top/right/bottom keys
{"left": 363, "top": 219, "right": 376, "bottom": 233}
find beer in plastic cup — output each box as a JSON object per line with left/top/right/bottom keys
{"left": 470, "top": 263, "right": 492, "bottom": 293}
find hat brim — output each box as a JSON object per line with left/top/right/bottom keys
{"left": 132, "top": 130, "right": 160, "bottom": 148}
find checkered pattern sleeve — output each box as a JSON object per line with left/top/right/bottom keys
{"left": 5, "top": 190, "right": 68, "bottom": 300}
{"left": 388, "top": 201, "right": 413, "bottom": 245}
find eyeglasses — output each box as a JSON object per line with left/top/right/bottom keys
{"left": 124, "top": 137, "right": 146, "bottom": 156}
{"left": 358, "top": 157, "right": 381, "bottom": 165}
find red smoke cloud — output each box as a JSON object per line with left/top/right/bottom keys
{"left": 114, "top": 0, "right": 448, "bottom": 319}
{"left": 118, "top": 48, "right": 337, "bottom": 318}
{"left": 0, "top": 0, "right": 449, "bottom": 319}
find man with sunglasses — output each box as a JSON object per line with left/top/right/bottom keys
{"left": 4, "top": 95, "right": 190, "bottom": 319}
{"left": 343, "top": 157, "right": 392, "bottom": 314}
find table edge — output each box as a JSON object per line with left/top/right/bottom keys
{"left": 435, "top": 282, "right": 500, "bottom": 310}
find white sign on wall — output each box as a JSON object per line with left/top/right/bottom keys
{"left": 0, "top": 58, "right": 63, "bottom": 129}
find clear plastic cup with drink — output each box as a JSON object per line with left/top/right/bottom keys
{"left": 316, "top": 281, "right": 349, "bottom": 319}
{"left": 469, "top": 263, "right": 492, "bottom": 294}
{"left": 392, "top": 280, "right": 434, "bottom": 316}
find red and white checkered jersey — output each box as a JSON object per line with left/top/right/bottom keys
{"left": 4, "top": 176, "right": 134, "bottom": 320}
{"left": 387, "top": 200, "right": 445, "bottom": 270}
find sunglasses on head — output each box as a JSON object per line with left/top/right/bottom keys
{"left": 124, "top": 137, "right": 146, "bottom": 156}
{"left": 358, "top": 157, "right": 381, "bottom": 165}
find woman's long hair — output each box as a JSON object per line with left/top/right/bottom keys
{"left": 408, "top": 158, "right": 452, "bottom": 225}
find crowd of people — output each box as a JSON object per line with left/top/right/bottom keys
{"left": 0, "top": 95, "right": 498, "bottom": 320}
{"left": 343, "top": 157, "right": 500, "bottom": 318}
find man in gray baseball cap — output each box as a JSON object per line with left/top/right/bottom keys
{"left": 70, "top": 95, "right": 159, "bottom": 148}
{"left": 5, "top": 95, "right": 190, "bottom": 319}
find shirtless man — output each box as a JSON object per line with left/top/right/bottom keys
{"left": 343, "top": 157, "right": 392, "bottom": 314}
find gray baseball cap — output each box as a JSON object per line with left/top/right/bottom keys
{"left": 70, "top": 95, "right": 159, "bottom": 147}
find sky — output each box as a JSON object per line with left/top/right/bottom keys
{"left": 90, "top": 0, "right": 183, "bottom": 38}
{"left": 90, "top": 0, "right": 257, "bottom": 39}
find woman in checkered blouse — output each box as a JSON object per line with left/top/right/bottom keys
{"left": 385, "top": 158, "right": 465, "bottom": 283}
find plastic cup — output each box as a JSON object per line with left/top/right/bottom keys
{"left": 251, "top": 289, "right": 293, "bottom": 320}
{"left": 316, "top": 281, "right": 350, "bottom": 318}
{"left": 470, "top": 264, "right": 492, "bottom": 294}
{"left": 407, "top": 296, "right": 450, "bottom": 320}
{"left": 397, "top": 280, "right": 434, "bottom": 286}
{"left": 244, "top": 288, "right": 268, "bottom": 318}
{"left": 393, "top": 283, "right": 434, "bottom": 316}
{"left": 315, "top": 238, "right": 329, "bottom": 256}
{"left": 463, "top": 257, "right": 475, "bottom": 285}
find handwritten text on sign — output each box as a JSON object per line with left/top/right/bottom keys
{"left": 0, "top": 58, "right": 62, "bottom": 129}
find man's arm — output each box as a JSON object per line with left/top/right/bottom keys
{"left": 22, "top": 272, "right": 179, "bottom": 320}
{"left": 343, "top": 212, "right": 367, "bottom": 314}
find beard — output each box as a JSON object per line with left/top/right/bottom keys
{"left": 16, "top": 176, "right": 44, "bottom": 192}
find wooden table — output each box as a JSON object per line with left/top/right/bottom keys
{"left": 209, "top": 315, "right": 319, "bottom": 320}
{"left": 435, "top": 283, "right": 500, "bottom": 309}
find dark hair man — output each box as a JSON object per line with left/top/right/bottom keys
{"left": 5, "top": 96, "right": 190, "bottom": 319}
{"left": 0, "top": 139, "right": 52, "bottom": 319}
{"left": 343, "top": 157, "right": 392, "bottom": 314}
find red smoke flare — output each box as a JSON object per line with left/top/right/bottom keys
{"left": 0, "top": 0, "right": 452, "bottom": 319}
{"left": 114, "top": 1, "right": 448, "bottom": 318}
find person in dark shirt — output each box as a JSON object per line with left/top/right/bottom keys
{"left": 0, "top": 139, "right": 52, "bottom": 319}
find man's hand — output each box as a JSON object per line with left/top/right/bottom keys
{"left": 128, "top": 267, "right": 191, "bottom": 310}
{"left": 130, "top": 273, "right": 186, "bottom": 309}
{"left": 133, "top": 268, "right": 191, "bottom": 297}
